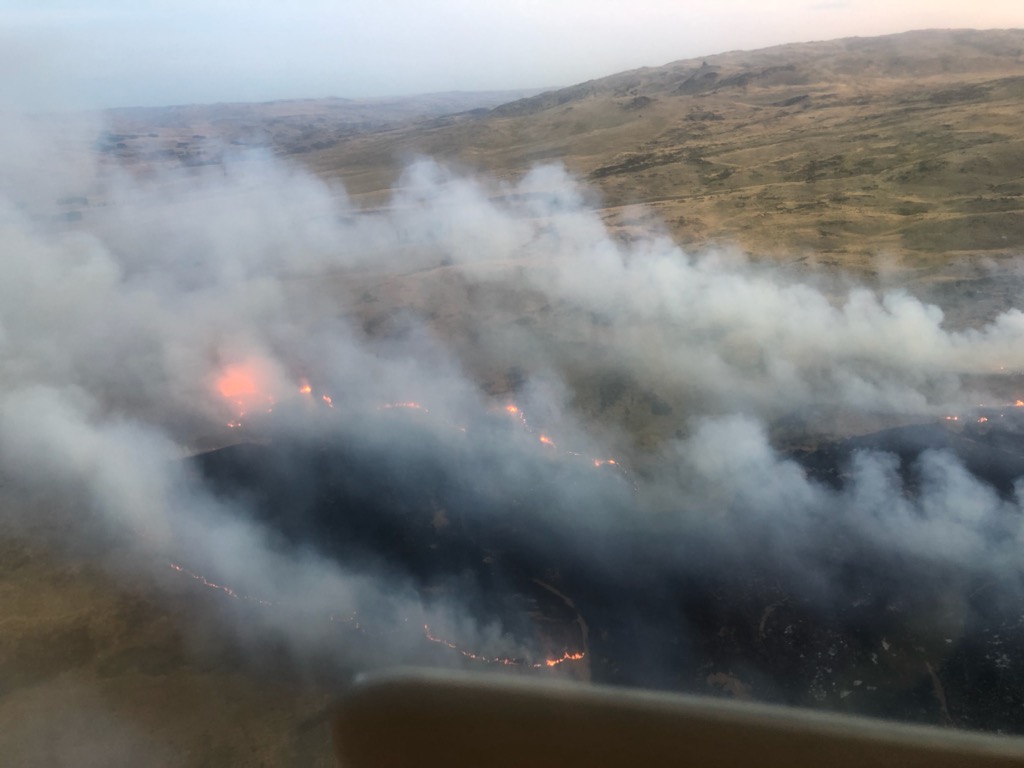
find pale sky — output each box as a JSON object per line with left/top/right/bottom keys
{"left": 2, "top": 0, "right": 1023, "bottom": 110}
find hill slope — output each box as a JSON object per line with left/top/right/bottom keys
{"left": 304, "top": 29, "right": 1024, "bottom": 267}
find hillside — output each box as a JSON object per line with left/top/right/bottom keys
{"left": 302, "top": 29, "right": 1024, "bottom": 269}
{"left": 99, "top": 89, "right": 545, "bottom": 168}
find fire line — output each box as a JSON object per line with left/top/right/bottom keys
{"left": 168, "top": 564, "right": 585, "bottom": 670}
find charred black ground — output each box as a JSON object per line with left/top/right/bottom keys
{"left": 794, "top": 411, "right": 1024, "bottom": 498}
{"left": 184, "top": 405, "right": 1024, "bottom": 732}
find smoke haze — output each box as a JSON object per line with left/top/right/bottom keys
{"left": 4, "top": 109, "right": 1024, "bottom": 734}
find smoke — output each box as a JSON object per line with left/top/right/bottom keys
{"left": 4, "top": 108, "right": 1024, "bottom": 721}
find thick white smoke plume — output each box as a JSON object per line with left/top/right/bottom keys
{"left": 3, "top": 109, "right": 1024, "bottom": 688}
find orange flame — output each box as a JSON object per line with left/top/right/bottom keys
{"left": 1016, "top": 400, "right": 1024, "bottom": 407}
{"left": 424, "top": 624, "right": 522, "bottom": 666}
{"left": 539, "top": 434, "right": 555, "bottom": 447}
{"left": 424, "top": 624, "right": 584, "bottom": 669}
{"left": 545, "top": 651, "right": 586, "bottom": 667}
{"left": 503, "top": 403, "right": 528, "bottom": 426}
{"left": 215, "top": 363, "right": 276, "bottom": 427}
{"left": 216, "top": 366, "right": 259, "bottom": 400}
{"left": 172, "top": 560, "right": 568, "bottom": 666}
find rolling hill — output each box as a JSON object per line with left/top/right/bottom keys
{"left": 301, "top": 28, "right": 1024, "bottom": 269}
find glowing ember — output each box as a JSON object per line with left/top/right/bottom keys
{"left": 381, "top": 402, "right": 428, "bottom": 412}
{"left": 503, "top": 403, "right": 528, "bottom": 426}
{"left": 979, "top": 417, "right": 989, "bottom": 423}
{"left": 499, "top": 402, "right": 625, "bottom": 473}
{"left": 944, "top": 415, "right": 958, "bottom": 421}
{"left": 167, "top": 564, "right": 585, "bottom": 670}
{"left": 299, "top": 382, "right": 312, "bottom": 395}
{"left": 545, "top": 651, "right": 586, "bottom": 667}
{"left": 169, "top": 563, "right": 273, "bottom": 607}
{"left": 322, "top": 394, "right": 334, "bottom": 407}
{"left": 424, "top": 624, "right": 523, "bottom": 666}
{"left": 1017, "top": 400, "right": 1024, "bottom": 407}
{"left": 424, "top": 624, "right": 584, "bottom": 669}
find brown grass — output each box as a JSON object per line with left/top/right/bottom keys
{"left": 301, "top": 29, "right": 1024, "bottom": 276}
